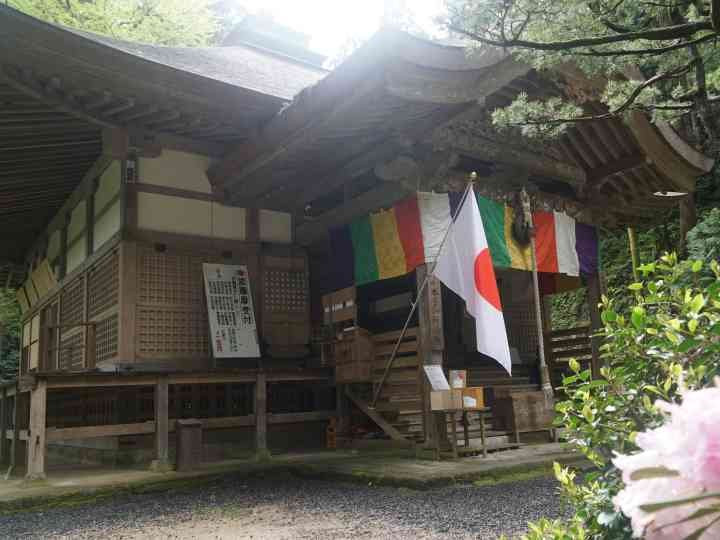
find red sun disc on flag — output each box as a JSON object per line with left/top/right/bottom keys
{"left": 474, "top": 249, "right": 501, "bottom": 310}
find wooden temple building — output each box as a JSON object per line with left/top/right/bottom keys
{"left": 0, "top": 5, "right": 713, "bottom": 478}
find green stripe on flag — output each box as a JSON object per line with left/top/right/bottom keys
{"left": 476, "top": 195, "right": 511, "bottom": 268}
{"left": 350, "top": 216, "right": 379, "bottom": 285}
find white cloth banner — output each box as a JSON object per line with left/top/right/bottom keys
{"left": 418, "top": 192, "right": 451, "bottom": 262}
{"left": 554, "top": 211, "right": 580, "bottom": 277}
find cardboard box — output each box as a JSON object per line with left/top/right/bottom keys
{"left": 449, "top": 370, "right": 467, "bottom": 389}
{"left": 461, "top": 387, "right": 485, "bottom": 410}
{"left": 430, "top": 389, "right": 463, "bottom": 411}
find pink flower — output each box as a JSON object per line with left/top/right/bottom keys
{"left": 613, "top": 387, "right": 720, "bottom": 539}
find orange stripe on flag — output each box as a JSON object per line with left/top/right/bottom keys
{"left": 533, "top": 211, "right": 558, "bottom": 273}
{"left": 394, "top": 196, "right": 425, "bottom": 271}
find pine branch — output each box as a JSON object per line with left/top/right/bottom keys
{"left": 449, "top": 20, "right": 714, "bottom": 51}
{"left": 573, "top": 33, "right": 717, "bottom": 57}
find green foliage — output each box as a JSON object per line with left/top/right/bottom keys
{"left": 520, "top": 515, "right": 588, "bottom": 540}
{"left": 0, "top": 290, "right": 20, "bottom": 383}
{"left": 445, "top": 1, "right": 720, "bottom": 143}
{"left": 8, "top": 0, "right": 218, "bottom": 46}
{"left": 544, "top": 254, "right": 720, "bottom": 537}
{"left": 687, "top": 208, "right": 720, "bottom": 261}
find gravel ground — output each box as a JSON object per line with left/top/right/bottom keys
{"left": 1, "top": 472, "right": 569, "bottom": 539}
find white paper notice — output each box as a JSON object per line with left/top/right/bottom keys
{"left": 203, "top": 263, "right": 260, "bottom": 358}
{"left": 423, "top": 365, "right": 450, "bottom": 391}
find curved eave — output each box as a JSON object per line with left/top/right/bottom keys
{"left": 626, "top": 111, "right": 714, "bottom": 193}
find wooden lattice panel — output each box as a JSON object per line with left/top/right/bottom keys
{"left": 262, "top": 254, "right": 311, "bottom": 351}
{"left": 264, "top": 269, "right": 308, "bottom": 314}
{"left": 138, "top": 248, "right": 206, "bottom": 307}
{"left": 87, "top": 251, "right": 119, "bottom": 318}
{"left": 95, "top": 313, "right": 119, "bottom": 363}
{"left": 59, "top": 332, "right": 84, "bottom": 371}
{"left": 60, "top": 276, "right": 85, "bottom": 327}
{"left": 136, "top": 307, "right": 209, "bottom": 356}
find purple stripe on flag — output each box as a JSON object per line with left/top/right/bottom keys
{"left": 575, "top": 223, "right": 599, "bottom": 275}
{"left": 448, "top": 191, "right": 464, "bottom": 220}
{"left": 329, "top": 225, "right": 354, "bottom": 291}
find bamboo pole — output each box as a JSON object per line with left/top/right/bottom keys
{"left": 521, "top": 189, "right": 554, "bottom": 401}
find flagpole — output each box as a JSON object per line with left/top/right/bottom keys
{"left": 370, "top": 180, "right": 475, "bottom": 409}
{"left": 521, "top": 188, "right": 554, "bottom": 401}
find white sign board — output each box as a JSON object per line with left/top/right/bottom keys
{"left": 203, "top": 263, "right": 260, "bottom": 358}
{"left": 423, "top": 365, "right": 450, "bottom": 391}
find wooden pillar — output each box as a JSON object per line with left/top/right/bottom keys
{"left": 255, "top": 372, "right": 268, "bottom": 458}
{"left": 5, "top": 386, "right": 20, "bottom": 478}
{"left": 416, "top": 264, "right": 446, "bottom": 447}
{"left": 678, "top": 194, "right": 697, "bottom": 256}
{"left": 152, "top": 377, "right": 170, "bottom": 471}
{"left": 26, "top": 380, "right": 47, "bottom": 480}
{"left": 59, "top": 215, "right": 69, "bottom": 280}
{"left": 0, "top": 387, "right": 6, "bottom": 465}
{"left": 118, "top": 241, "right": 137, "bottom": 363}
{"left": 336, "top": 383, "right": 350, "bottom": 437}
{"left": 86, "top": 179, "right": 97, "bottom": 258}
{"left": 587, "top": 272, "right": 603, "bottom": 379}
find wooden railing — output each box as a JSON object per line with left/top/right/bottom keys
{"left": 545, "top": 325, "right": 593, "bottom": 387}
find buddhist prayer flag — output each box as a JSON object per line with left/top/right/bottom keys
{"left": 328, "top": 191, "right": 600, "bottom": 290}
{"left": 434, "top": 191, "right": 512, "bottom": 375}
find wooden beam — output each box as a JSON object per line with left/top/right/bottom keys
{"left": 255, "top": 372, "right": 267, "bottom": 455}
{"left": 46, "top": 421, "right": 156, "bottom": 442}
{"left": 215, "top": 73, "right": 384, "bottom": 195}
{"left": 152, "top": 376, "right": 170, "bottom": 470}
{"left": 587, "top": 153, "right": 647, "bottom": 186}
{"left": 345, "top": 387, "right": 408, "bottom": 442}
{"left": 26, "top": 379, "right": 47, "bottom": 479}
{"left": 268, "top": 411, "right": 335, "bottom": 424}
{"left": 296, "top": 182, "right": 410, "bottom": 246}
{"left": 117, "top": 241, "right": 137, "bottom": 363}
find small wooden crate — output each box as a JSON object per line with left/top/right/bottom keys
{"left": 492, "top": 391, "right": 554, "bottom": 436}
{"left": 334, "top": 327, "right": 374, "bottom": 383}
{"left": 322, "top": 286, "right": 357, "bottom": 325}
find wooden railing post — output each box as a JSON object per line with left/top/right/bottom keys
{"left": 5, "top": 385, "right": 20, "bottom": 479}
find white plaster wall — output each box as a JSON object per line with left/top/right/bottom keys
{"left": 259, "top": 209, "right": 292, "bottom": 243}
{"left": 137, "top": 192, "right": 212, "bottom": 236}
{"left": 95, "top": 160, "right": 121, "bottom": 213}
{"left": 66, "top": 236, "right": 87, "bottom": 274}
{"left": 93, "top": 200, "right": 121, "bottom": 251}
{"left": 139, "top": 150, "right": 213, "bottom": 194}
{"left": 211, "top": 203, "right": 246, "bottom": 240}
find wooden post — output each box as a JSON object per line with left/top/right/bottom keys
{"left": 678, "top": 194, "right": 697, "bottom": 256}
{"left": 0, "top": 387, "right": 6, "bottom": 465}
{"left": 59, "top": 216, "right": 69, "bottom": 280}
{"left": 26, "top": 380, "right": 47, "bottom": 480}
{"left": 255, "top": 372, "right": 269, "bottom": 459}
{"left": 587, "top": 272, "right": 603, "bottom": 379}
{"left": 5, "top": 386, "right": 20, "bottom": 479}
{"left": 117, "top": 241, "right": 137, "bottom": 363}
{"left": 627, "top": 227, "right": 639, "bottom": 281}
{"left": 416, "top": 264, "right": 446, "bottom": 448}
{"left": 336, "top": 383, "right": 350, "bottom": 437}
{"left": 151, "top": 376, "right": 170, "bottom": 471}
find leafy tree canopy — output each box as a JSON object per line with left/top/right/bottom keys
{"left": 0, "top": 290, "right": 20, "bottom": 383}
{"left": 8, "top": 0, "right": 218, "bottom": 47}
{"left": 445, "top": 1, "right": 720, "bottom": 150}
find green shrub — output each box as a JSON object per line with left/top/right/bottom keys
{"left": 529, "top": 254, "right": 720, "bottom": 539}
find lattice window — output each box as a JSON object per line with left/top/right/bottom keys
{"left": 88, "top": 251, "right": 119, "bottom": 318}
{"left": 60, "top": 276, "right": 85, "bottom": 327}
{"left": 138, "top": 248, "right": 206, "bottom": 307}
{"left": 264, "top": 269, "right": 308, "bottom": 313}
{"left": 95, "top": 314, "right": 118, "bottom": 363}
{"left": 58, "top": 332, "right": 84, "bottom": 371}
{"left": 137, "top": 307, "right": 209, "bottom": 355}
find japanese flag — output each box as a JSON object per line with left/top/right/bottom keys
{"left": 434, "top": 191, "right": 512, "bottom": 375}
